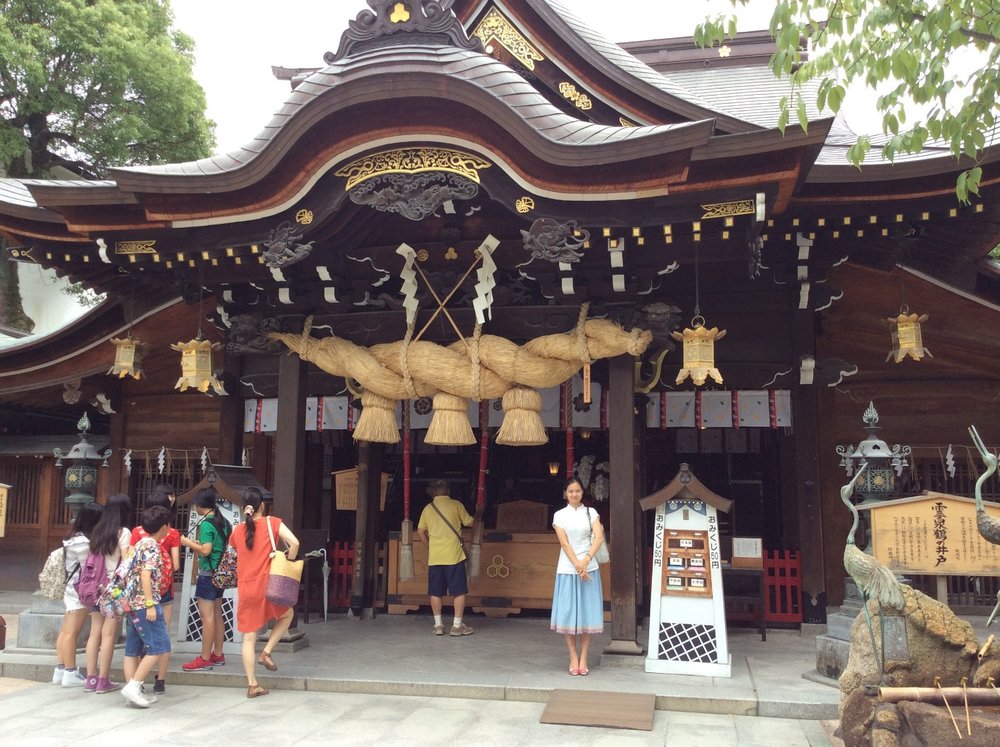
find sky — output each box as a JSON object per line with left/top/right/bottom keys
{"left": 168, "top": 0, "right": 778, "bottom": 154}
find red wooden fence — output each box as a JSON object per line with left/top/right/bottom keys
{"left": 763, "top": 549, "right": 802, "bottom": 623}
{"left": 314, "top": 543, "right": 802, "bottom": 623}
{"left": 306, "top": 541, "right": 387, "bottom": 610}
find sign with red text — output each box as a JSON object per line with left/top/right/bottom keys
{"left": 865, "top": 492, "right": 1000, "bottom": 576}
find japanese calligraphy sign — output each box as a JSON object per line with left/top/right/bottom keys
{"left": 866, "top": 492, "right": 1000, "bottom": 576}
{"left": 0, "top": 483, "right": 8, "bottom": 538}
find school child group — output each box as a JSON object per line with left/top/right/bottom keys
{"left": 51, "top": 483, "right": 300, "bottom": 707}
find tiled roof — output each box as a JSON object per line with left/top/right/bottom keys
{"left": 543, "top": 0, "right": 724, "bottom": 115}
{"left": 660, "top": 66, "right": 822, "bottom": 130}
{"left": 0, "top": 178, "right": 38, "bottom": 208}
{"left": 113, "top": 45, "right": 711, "bottom": 183}
{"left": 808, "top": 113, "right": 997, "bottom": 178}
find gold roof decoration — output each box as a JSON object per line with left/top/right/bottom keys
{"left": 170, "top": 337, "right": 226, "bottom": 395}
{"left": 886, "top": 306, "right": 932, "bottom": 363}
{"left": 107, "top": 336, "right": 145, "bottom": 380}
{"left": 671, "top": 317, "right": 726, "bottom": 386}
{"left": 335, "top": 147, "right": 492, "bottom": 191}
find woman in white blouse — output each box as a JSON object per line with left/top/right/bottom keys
{"left": 550, "top": 477, "right": 606, "bottom": 675}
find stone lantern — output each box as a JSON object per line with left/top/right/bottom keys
{"left": 53, "top": 412, "right": 111, "bottom": 519}
{"left": 835, "top": 401, "right": 911, "bottom": 505}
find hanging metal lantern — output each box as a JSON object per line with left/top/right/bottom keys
{"left": 886, "top": 306, "right": 931, "bottom": 363}
{"left": 107, "top": 336, "right": 145, "bottom": 380}
{"left": 170, "top": 336, "right": 227, "bottom": 395}
{"left": 671, "top": 316, "right": 726, "bottom": 386}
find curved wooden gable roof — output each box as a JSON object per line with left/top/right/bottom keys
{"left": 0, "top": 1, "right": 837, "bottom": 249}
{"left": 0, "top": 0, "right": 994, "bottom": 309}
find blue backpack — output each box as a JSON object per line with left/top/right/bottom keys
{"left": 75, "top": 551, "right": 109, "bottom": 609}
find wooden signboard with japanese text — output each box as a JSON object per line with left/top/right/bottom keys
{"left": 0, "top": 483, "right": 8, "bottom": 538}
{"left": 865, "top": 492, "right": 1000, "bottom": 576}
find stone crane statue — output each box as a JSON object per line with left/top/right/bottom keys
{"left": 969, "top": 425, "right": 1000, "bottom": 625}
{"left": 842, "top": 463, "right": 906, "bottom": 676}
{"left": 843, "top": 463, "right": 906, "bottom": 612}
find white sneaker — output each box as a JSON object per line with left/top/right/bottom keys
{"left": 61, "top": 669, "right": 87, "bottom": 688}
{"left": 52, "top": 667, "right": 64, "bottom": 685}
{"left": 140, "top": 685, "right": 158, "bottom": 704}
{"left": 120, "top": 680, "right": 150, "bottom": 708}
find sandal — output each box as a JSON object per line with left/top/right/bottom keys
{"left": 247, "top": 684, "right": 269, "bottom": 699}
{"left": 578, "top": 667, "right": 589, "bottom": 676}
{"left": 258, "top": 651, "right": 278, "bottom": 672}
{"left": 569, "top": 667, "right": 580, "bottom": 676}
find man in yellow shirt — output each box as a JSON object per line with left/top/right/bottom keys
{"left": 417, "top": 480, "right": 475, "bottom": 636}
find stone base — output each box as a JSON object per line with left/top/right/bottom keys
{"left": 600, "top": 652, "right": 646, "bottom": 669}
{"left": 813, "top": 602, "right": 862, "bottom": 682}
{"left": 602, "top": 639, "right": 644, "bottom": 656}
{"left": 815, "top": 633, "right": 851, "bottom": 681}
{"left": 15, "top": 593, "right": 91, "bottom": 652}
{"left": 271, "top": 627, "right": 309, "bottom": 654}
{"left": 800, "top": 623, "right": 827, "bottom": 638}
{"left": 801, "top": 669, "right": 839, "bottom": 689}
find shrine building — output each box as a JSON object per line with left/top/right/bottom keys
{"left": 1, "top": 0, "right": 999, "bottom": 646}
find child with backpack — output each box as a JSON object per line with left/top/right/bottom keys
{"left": 82, "top": 493, "right": 132, "bottom": 694}
{"left": 125, "top": 491, "right": 180, "bottom": 694}
{"left": 180, "top": 487, "right": 231, "bottom": 672}
{"left": 53, "top": 502, "right": 103, "bottom": 687}
{"left": 119, "top": 505, "right": 174, "bottom": 708}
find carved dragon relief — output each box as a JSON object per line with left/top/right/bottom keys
{"left": 261, "top": 221, "right": 315, "bottom": 269}
{"left": 225, "top": 314, "right": 288, "bottom": 355}
{"left": 521, "top": 218, "right": 589, "bottom": 263}
{"left": 349, "top": 172, "right": 479, "bottom": 221}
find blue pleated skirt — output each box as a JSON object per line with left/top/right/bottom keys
{"left": 550, "top": 571, "right": 604, "bottom": 635}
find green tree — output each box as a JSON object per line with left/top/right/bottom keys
{"left": 0, "top": 0, "right": 215, "bottom": 179}
{"left": 695, "top": 1, "right": 999, "bottom": 202}
{"left": 0, "top": 0, "right": 215, "bottom": 335}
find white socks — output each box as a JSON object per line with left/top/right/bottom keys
{"left": 453, "top": 617, "right": 463, "bottom": 627}
{"left": 433, "top": 614, "right": 443, "bottom": 626}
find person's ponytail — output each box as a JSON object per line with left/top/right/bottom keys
{"left": 242, "top": 487, "right": 263, "bottom": 550}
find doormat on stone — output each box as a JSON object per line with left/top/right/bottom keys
{"left": 540, "top": 689, "right": 656, "bottom": 731}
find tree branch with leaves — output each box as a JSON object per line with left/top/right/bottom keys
{"left": 695, "top": 0, "right": 1000, "bottom": 202}
{"left": 0, "top": 0, "right": 215, "bottom": 179}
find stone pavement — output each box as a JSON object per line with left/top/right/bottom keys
{"left": 2, "top": 591, "right": 839, "bottom": 718}
{"left": 0, "top": 679, "right": 837, "bottom": 746}
{"left": 1, "top": 589, "right": 843, "bottom": 744}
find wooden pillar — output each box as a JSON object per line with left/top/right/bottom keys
{"left": 792, "top": 384, "right": 826, "bottom": 623}
{"left": 633, "top": 400, "right": 647, "bottom": 608}
{"left": 217, "top": 351, "right": 245, "bottom": 466}
{"left": 605, "top": 354, "right": 643, "bottom": 655}
{"left": 351, "top": 440, "right": 384, "bottom": 618}
{"left": 107, "top": 388, "right": 126, "bottom": 496}
{"left": 792, "top": 232, "right": 827, "bottom": 624}
{"left": 273, "top": 352, "right": 306, "bottom": 532}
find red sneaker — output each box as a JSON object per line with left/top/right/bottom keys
{"left": 210, "top": 653, "right": 226, "bottom": 666}
{"left": 182, "top": 656, "right": 214, "bottom": 672}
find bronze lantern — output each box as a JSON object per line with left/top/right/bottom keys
{"left": 107, "top": 336, "right": 145, "bottom": 379}
{"left": 886, "top": 306, "right": 932, "bottom": 363}
{"left": 170, "top": 336, "right": 226, "bottom": 395}
{"left": 53, "top": 412, "right": 111, "bottom": 518}
{"left": 671, "top": 316, "right": 726, "bottom": 387}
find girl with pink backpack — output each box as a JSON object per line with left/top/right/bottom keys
{"left": 83, "top": 493, "right": 132, "bottom": 694}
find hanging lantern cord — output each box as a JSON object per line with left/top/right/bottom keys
{"left": 692, "top": 241, "right": 702, "bottom": 327}
{"left": 196, "top": 264, "right": 204, "bottom": 341}
{"left": 127, "top": 273, "right": 137, "bottom": 338}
